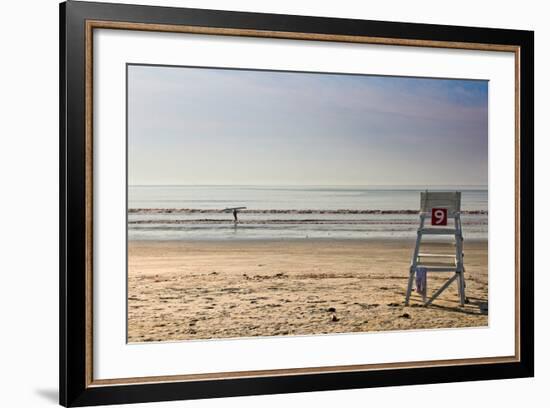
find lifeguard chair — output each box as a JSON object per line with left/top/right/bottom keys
{"left": 405, "top": 191, "right": 466, "bottom": 307}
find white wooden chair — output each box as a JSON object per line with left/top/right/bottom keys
{"left": 405, "top": 191, "right": 466, "bottom": 306}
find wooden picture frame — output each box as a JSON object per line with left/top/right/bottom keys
{"left": 60, "top": 1, "right": 534, "bottom": 406}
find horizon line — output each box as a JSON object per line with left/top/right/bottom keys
{"left": 128, "top": 183, "right": 489, "bottom": 188}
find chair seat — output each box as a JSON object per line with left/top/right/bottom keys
{"left": 419, "top": 227, "right": 457, "bottom": 235}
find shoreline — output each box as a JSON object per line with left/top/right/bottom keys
{"left": 129, "top": 208, "right": 488, "bottom": 215}
{"left": 127, "top": 236, "right": 489, "bottom": 244}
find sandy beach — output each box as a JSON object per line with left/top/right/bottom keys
{"left": 127, "top": 239, "right": 488, "bottom": 342}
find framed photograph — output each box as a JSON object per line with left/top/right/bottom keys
{"left": 60, "top": 1, "right": 534, "bottom": 406}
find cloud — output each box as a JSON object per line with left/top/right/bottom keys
{"left": 127, "top": 65, "right": 488, "bottom": 186}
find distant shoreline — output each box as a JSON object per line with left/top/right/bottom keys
{"left": 126, "top": 237, "right": 489, "bottom": 244}
{"left": 128, "top": 208, "right": 488, "bottom": 215}
{"left": 128, "top": 184, "right": 489, "bottom": 189}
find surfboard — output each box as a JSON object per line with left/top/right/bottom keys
{"left": 223, "top": 207, "right": 247, "bottom": 212}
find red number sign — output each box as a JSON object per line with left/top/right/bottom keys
{"left": 431, "top": 208, "right": 448, "bottom": 226}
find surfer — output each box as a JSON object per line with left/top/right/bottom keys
{"left": 224, "top": 207, "right": 245, "bottom": 223}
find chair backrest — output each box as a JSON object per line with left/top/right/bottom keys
{"left": 420, "top": 191, "right": 461, "bottom": 215}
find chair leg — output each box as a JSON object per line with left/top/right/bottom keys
{"left": 405, "top": 266, "right": 415, "bottom": 306}
{"left": 406, "top": 222, "right": 423, "bottom": 306}
{"left": 457, "top": 271, "right": 465, "bottom": 307}
{"left": 457, "top": 271, "right": 462, "bottom": 302}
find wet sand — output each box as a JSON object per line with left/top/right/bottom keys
{"left": 128, "top": 239, "right": 488, "bottom": 342}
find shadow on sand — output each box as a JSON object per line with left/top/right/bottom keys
{"left": 427, "top": 298, "right": 488, "bottom": 316}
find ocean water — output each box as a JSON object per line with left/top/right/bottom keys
{"left": 128, "top": 185, "right": 488, "bottom": 241}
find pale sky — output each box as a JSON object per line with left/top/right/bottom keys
{"left": 127, "top": 64, "right": 488, "bottom": 186}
